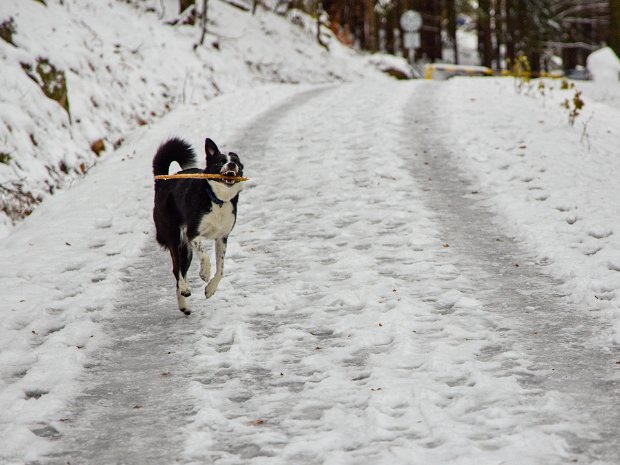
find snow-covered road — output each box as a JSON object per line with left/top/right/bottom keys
{"left": 2, "top": 81, "right": 618, "bottom": 465}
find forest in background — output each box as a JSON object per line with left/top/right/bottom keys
{"left": 182, "top": 0, "right": 620, "bottom": 72}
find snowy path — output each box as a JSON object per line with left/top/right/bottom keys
{"left": 46, "top": 244, "right": 196, "bottom": 465}
{"left": 40, "top": 82, "right": 619, "bottom": 464}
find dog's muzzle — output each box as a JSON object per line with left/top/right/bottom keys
{"left": 221, "top": 169, "right": 238, "bottom": 185}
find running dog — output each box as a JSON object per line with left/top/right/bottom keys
{"left": 152, "top": 137, "right": 244, "bottom": 315}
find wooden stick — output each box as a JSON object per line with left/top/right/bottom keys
{"left": 154, "top": 173, "right": 249, "bottom": 182}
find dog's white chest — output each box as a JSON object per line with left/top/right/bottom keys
{"left": 197, "top": 203, "right": 236, "bottom": 239}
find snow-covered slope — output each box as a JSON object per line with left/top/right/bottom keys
{"left": 0, "top": 0, "right": 376, "bottom": 237}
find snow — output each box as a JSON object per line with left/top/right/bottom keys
{"left": 587, "top": 46, "right": 620, "bottom": 83}
{"left": 1, "top": 1, "right": 620, "bottom": 464}
{"left": 366, "top": 53, "right": 416, "bottom": 79}
{"left": 437, "top": 76, "right": 620, "bottom": 345}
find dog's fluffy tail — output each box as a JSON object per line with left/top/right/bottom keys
{"left": 153, "top": 138, "right": 197, "bottom": 176}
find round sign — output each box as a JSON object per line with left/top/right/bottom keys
{"left": 400, "top": 10, "right": 422, "bottom": 32}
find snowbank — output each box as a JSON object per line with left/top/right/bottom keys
{"left": 587, "top": 46, "right": 620, "bottom": 83}
{"left": 366, "top": 53, "right": 416, "bottom": 79}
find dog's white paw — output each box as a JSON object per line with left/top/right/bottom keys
{"left": 178, "top": 276, "right": 191, "bottom": 297}
{"left": 199, "top": 266, "right": 210, "bottom": 283}
{"left": 205, "top": 277, "right": 221, "bottom": 299}
{"left": 177, "top": 289, "right": 190, "bottom": 315}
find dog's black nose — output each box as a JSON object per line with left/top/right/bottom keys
{"left": 225, "top": 162, "right": 238, "bottom": 172}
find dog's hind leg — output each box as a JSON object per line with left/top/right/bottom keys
{"left": 191, "top": 238, "right": 211, "bottom": 283}
{"left": 206, "top": 237, "right": 227, "bottom": 299}
{"left": 178, "top": 241, "right": 193, "bottom": 296}
{"left": 170, "top": 241, "right": 191, "bottom": 316}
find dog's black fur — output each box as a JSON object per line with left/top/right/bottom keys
{"left": 153, "top": 137, "right": 244, "bottom": 315}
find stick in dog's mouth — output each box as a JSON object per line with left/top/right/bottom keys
{"left": 221, "top": 171, "right": 238, "bottom": 185}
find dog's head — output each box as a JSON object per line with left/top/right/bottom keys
{"left": 205, "top": 138, "right": 244, "bottom": 186}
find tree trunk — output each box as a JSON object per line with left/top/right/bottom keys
{"left": 198, "top": 0, "right": 208, "bottom": 45}
{"left": 610, "top": 0, "right": 620, "bottom": 58}
{"left": 505, "top": 0, "right": 515, "bottom": 64}
{"left": 446, "top": 0, "right": 458, "bottom": 64}
{"left": 385, "top": 6, "right": 395, "bottom": 54}
{"left": 477, "top": 0, "right": 492, "bottom": 67}
{"left": 494, "top": 0, "right": 504, "bottom": 69}
{"left": 364, "top": 0, "right": 377, "bottom": 52}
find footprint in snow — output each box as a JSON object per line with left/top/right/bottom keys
{"left": 24, "top": 389, "right": 49, "bottom": 400}
{"left": 607, "top": 262, "right": 620, "bottom": 272}
{"left": 31, "top": 424, "right": 61, "bottom": 440}
{"left": 581, "top": 244, "right": 603, "bottom": 256}
{"left": 11, "top": 367, "right": 29, "bottom": 380}
{"left": 91, "top": 269, "right": 107, "bottom": 283}
{"left": 62, "top": 263, "right": 84, "bottom": 273}
{"left": 94, "top": 217, "right": 113, "bottom": 229}
{"left": 588, "top": 228, "right": 613, "bottom": 239}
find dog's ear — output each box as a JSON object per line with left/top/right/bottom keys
{"left": 205, "top": 138, "right": 220, "bottom": 159}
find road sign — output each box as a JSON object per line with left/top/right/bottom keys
{"left": 400, "top": 10, "right": 422, "bottom": 33}
{"left": 403, "top": 32, "right": 420, "bottom": 50}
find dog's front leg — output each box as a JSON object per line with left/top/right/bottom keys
{"left": 206, "top": 237, "right": 227, "bottom": 299}
{"left": 191, "top": 238, "right": 211, "bottom": 283}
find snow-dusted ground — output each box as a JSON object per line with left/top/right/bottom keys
{"left": 438, "top": 76, "right": 620, "bottom": 346}
{"left": 1, "top": 78, "right": 619, "bottom": 464}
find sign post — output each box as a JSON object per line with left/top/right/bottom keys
{"left": 400, "top": 10, "right": 422, "bottom": 65}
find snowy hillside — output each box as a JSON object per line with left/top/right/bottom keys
{"left": 0, "top": 0, "right": 377, "bottom": 237}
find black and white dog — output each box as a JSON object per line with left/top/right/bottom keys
{"left": 153, "top": 137, "right": 244, "bottom": 315}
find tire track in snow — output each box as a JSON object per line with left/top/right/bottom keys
{"left": 407, "top": 82, "right": 620, "bottom": 464}
{"left": 44, "top": 245, "right": 197, "bottom": 465}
